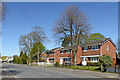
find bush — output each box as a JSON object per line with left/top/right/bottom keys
{"left": 55, "top": 62, "right": 59, "bottom": 67}
{"left": 18, "top": 57, "right": 22, "bottom": 64}
{"left": 88, "top": 62, "right": 100, "bottom": 66}
{"left": 99, "top": 55, "right": 113, "bottom": 72}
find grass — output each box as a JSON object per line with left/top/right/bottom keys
{"left": 56, "top": 64, "right": 100, "bottom": 71}
{"left": 68, "top": 66, "right": 100, "bottom": 71}
{"left": 32, "top": 64, "right": 38, "bottom": 66}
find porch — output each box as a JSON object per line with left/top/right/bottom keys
{"left": 81, "top": 55, "right": 100, "bottom": 66}
{"left": 59, "top": 57, "right": 71, "bottom": 65}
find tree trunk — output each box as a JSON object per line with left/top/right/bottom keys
{"left": 73, "top": 51, "right": 76, "bottom": 65}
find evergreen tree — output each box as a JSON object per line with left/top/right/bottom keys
{"left": 30, "top": 42, "right": 45, "bottom": 62}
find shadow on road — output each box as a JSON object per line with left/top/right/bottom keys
{"left": 6, "top": 70, "right": 23, "bottom": 75}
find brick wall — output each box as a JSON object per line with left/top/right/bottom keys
{"left": 82, "top": 48, "right": 100, "bottom": 56}
{"left": 101, "top": 40, "right": 116, "bottom": 67}
{"left": 76, "top": 45, "right": 82, "bottom": 64}
{"left": 40, "top": 53, "right": 47, "bottom": 61}
{"left": 54, "top": 50, "right": 61, "bottom": 63}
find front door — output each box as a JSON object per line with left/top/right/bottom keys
{"left": 60, "top": 58, "right": 63, "bottom": 65}
{"left": 82, "top": 57, "right": 87, "bottom": 66}
{"left": 47, "top": 58, "right": 49, "bottom": 63}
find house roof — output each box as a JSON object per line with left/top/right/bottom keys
{"left": 48, "top": 38, "right": 116, "bottom": 52}
{"left": 83, "top": 38, "right": 116, "bottom": 47}
{"left": 60, "top": 45, "right": 80, "bottom": 51}
{"left": 48, "top": 47, "right": 64, "bottom": 52}
{"left": 40, "top": 52, "right": 47, "bottom": 56}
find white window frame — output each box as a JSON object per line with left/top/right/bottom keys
{"left": 89, "top": 57, "right": 99, "bottom": 62}
{"left": 66, "top": 49, "right": 71, "bottom": 54}
{"left": 107, "top": 46, "right": 109, "bottom": 51}
{"left": 61, "top": 51, "right": 64, "bottom": 54}
{"left": 91, "top": 45, "right": 99, "bottom": 51}
{"left": 84, "top": 47, "right": 88, "bottom": 52}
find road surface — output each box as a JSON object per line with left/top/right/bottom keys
{"left": 2, "top": 63, "right": 119, "bottom": 80}
{"left": 2, "top": 63, "right": 99, "bottom": 78}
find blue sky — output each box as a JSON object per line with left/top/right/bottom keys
{"left": 2, "top": 2, "right": 118, "bottom": 56}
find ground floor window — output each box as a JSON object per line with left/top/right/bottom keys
{"left": 64, "top": 58, "right": 71, "bottom": 64}
{"left": 88, "top": 57, "right": 99, "bottom": 62}
{"left": 49, "top": 58, "right": 54, "bottom": 63}
{"left": 82, "top": 57, "right": 87, "bottom": 61}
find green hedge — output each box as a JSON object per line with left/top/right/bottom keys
{"left": 88, "top": 62, "right": 100, "bottom": 66}
{"left": 55, "top": 62, "right": 59, "bottom": 67}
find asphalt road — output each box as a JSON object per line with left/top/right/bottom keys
{"left": 2, "top": 63, "right": 99, "bottom": 78}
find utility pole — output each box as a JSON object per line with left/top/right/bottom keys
{"left": 29, "top": 40, "right": 31, "bottom": 66}
{"left": 37, "top": 45, "right": 40, "bottom": 65}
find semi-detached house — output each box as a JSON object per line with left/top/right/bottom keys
{"left": 45, "top": 38, "right": 116, "bottom": 67}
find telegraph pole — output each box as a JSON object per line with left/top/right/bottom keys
{"left": 29, "top": 40, "right": 31, "bottom": 66}
{"left": 37, "top": 45, "right": 40, "bottom": 65}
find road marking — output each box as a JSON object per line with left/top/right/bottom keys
{"left": 37, "top": 71, "right": 51, "bottom": 76}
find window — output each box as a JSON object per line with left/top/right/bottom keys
{"left": 64, "top": 58, "right": 71, "bottom": 61}
{"left": 50, "top": 52, "right": 54, "bottom": 55}
{"left": 66, "top": 49, "right": 71, "bottom": 54}
{"left": 91, "top": 45, "right": 99, "bottom": 51}
{"left": 61, "top": 51, "right": 64, "bottom": 54}
{"left": 94, "top": 57, "right": 98, "bottom": 61}
{"left": 85, "top": 58, "right": 87, "bottom": 61}
{"left": 107, "top": 46, "right": 109, "bottom": 51}
{"left": 84, "top": 47, "right": 88, "bottom": 52}
{"left": 41, "top": 57, "right": 47, "bottom": 58}
{"left": 82, "top": 57, "right": 84, "bottom": 61}
{"left": 64, "top": 58, "right": 71, "bottom": 64}
{"left": 89, "top": 57, "right": 99, "bottom": 62}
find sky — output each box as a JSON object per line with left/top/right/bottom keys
{"left": 2, "top": 2, "right": 118, "bottom": 56}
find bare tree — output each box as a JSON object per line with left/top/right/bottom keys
{"left": 0, "top": 2, "right": 7, "bottom": 22}
{"left": 31, "top": 27, "right": 47, "bottom": 64}
{"left": 54, "top": 5, "right": 92, "bottom": 65}
{"left": 19, "top": 26, "right": 47, "bottom": 66}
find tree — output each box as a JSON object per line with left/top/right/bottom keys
{"left": 23, "top": 52, "right": 28, "bottom": 64}
{"left": 19, "top": 51, "right": 28, "bottom": 64}
{"left": 0, "top": 2, "right": 7, "bottom": 22}
{"left": 20, "top": 51, "right": 24, "bottom": 63}
{"left": 18, "top": 57, "right": 22, "bottom": 64}
{"left": 30, "top": 41, "right": 45, "bottom": 62}
{"left": 1, "top": 56, "right": 6, "bottom": 60}
{"left": 61, "top": 36, "right": 71, "bottom": 47}
{"left": 89, "top": 33, "right": 105, "bottom": 41}
{"left": 54, "top": 5, "right": 91, "bottom": 65}
{"left": 99, "top": 55, "right": 113, "bottom": 72}
{"left": 19, "top": 26, "right": 47, "bottom": 66}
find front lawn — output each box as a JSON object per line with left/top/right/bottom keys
{"left": 68, "top": 66, "right": 100, "bottom": 71}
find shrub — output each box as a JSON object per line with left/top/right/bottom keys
{"left": 99, "top": 55, "right": 113, "bottom": 72}
{"left": 88, "top": 62, "right": 100, "bottom": 66}
{"left": 55, "top": 62, "right": 59, "bottom": 67}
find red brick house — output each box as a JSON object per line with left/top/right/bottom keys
{"left": 47, "top": 47, "right": 64, "bottom": 63}
{"left": 80, "top": 38, "right": 116, "bottom": 67}
{"left": 40, "top": 52, "right": 47, "bottom": 62}
{"left": 47, "top": 38, "right": 116, "bottom": 67}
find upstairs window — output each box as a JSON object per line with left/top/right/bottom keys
{"left": 60, "top": 51, "right": 64, "bottom": 54}
{"left": 107, "top": 46, "right": 109, "bottom": 51}
{"left": 91, "top": 45, "right": 99, "bottom": 51}
{"left": 66, "top": 49, "right": 71, "bottom": 54}
{"left": 84, "top": 47, "right": 88, "bottom": 52}
{"left": 50, "top": 52, "right": 54, "bottom": 55}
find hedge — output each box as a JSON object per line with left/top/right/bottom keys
{"left": 87, "top": 62, "right": 100, "bottom": 66}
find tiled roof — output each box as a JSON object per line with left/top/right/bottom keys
{"left": 83, "top": 38, "right": 110, "bottom": 47}
{"left": 60, "top": 45, "right": 79, "bottom": 51}
{"left": 48, "top": 38, "right": 114, "bottom": 52}
{"left": 49, "top": 47, "right": 60, "bottom": 52}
